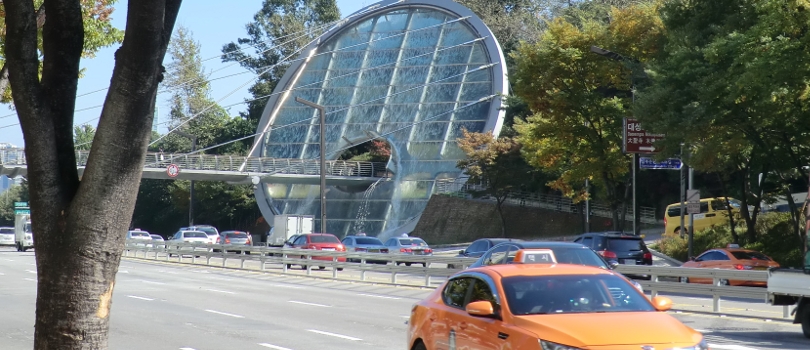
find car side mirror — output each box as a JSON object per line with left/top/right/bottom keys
{"left": 608, "top": 261, "right": 619, "bottom": 270}
{"left": 459, "top": 250, "right": 465, "bottom": 255}
{"left": 651, "top": 296, "right": 673, "bottom": 311}
{"left": 465, "top": 301, "right": 494, "bottom": 317}
{"left": 690, "top": 256, "right": 697, "bottom": 261}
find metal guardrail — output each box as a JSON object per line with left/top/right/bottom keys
{"left": 124, "top": 241, "right": 479, "bottom": 286}
{"left": 434, "top": 180, "right": 658, "bottom": 224}
{"left": 1, "top": 150, "right": 390, "bottom": 178}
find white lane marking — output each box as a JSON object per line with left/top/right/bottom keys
{"left": 119, "top": 270, "right": 129, "bottom": 274}
{"left": 268, "top": 284, "right": 304, "bottom": 289}
{"left": 179, "top": 348, "right": 196, "bottom": 350}
{"left": 258, "top": 344, "right": 293, "bottom": 350}
{"left": 694, "top": 329, "right": 712, "bottom": 333}
{"left": 140, "top": 280, "right": 166, "bottom": 285}
{"left": 4, "top": 259, "right": 13, "bottom": 261}
{"left": 24, "top": 278, "right": 36, "bottom": 282}
{"left": 205, "top": 288, "right": 235, "bottom": 294}
{"left": 127, "top": 295, "right": 154, "bottom": 301}
{"left": 357, "top": 293, "right": 401, "bottom": 300}
{"left": 204, "top": 309, "right": 244, "bottom": 318}
{"left": 288, "top": 300, "right": 331, "bottom": 308}
{"left": 25, "top": 270, "right": 37, "bottom": 274}
{"left": 708, "top": 345, "right": 759, "bottom": 350}
{"left": 307, "top": 329, "right": 362, "bottom": 341}
{"left": 0, "top": 272, "right": 5, "bottom": 275}
{"left": 688, "top": 297, "right": 709, "bottom": 301}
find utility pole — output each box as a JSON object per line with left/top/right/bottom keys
{"left": 295, "top": 97, "right": 328, "bottom": 233}
{"left": 679, "top": 143, "right": 686, "bottom": 239}
{"left": 585, "top": 178, "right": 591, "bottom": 233}
{"left": 175, "top": 130, "right": 197, "bottom": 226}
{"left": 688, "top": 166, "right": 695, "bottom": 259}
{"left": 590, "top": 45, "right": 643, "bottom": 236}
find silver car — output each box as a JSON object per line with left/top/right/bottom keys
{"left": 384, "top": 236, "right": 433, "bottom": 266}
{"left": 168, "top": 230, "right": 210, "bottom": 257}
{"left": 216, "top": 230, "right": 252, "bottom": 254}
{"left": 0, "top": 227, "right": 14, "bottom": 246}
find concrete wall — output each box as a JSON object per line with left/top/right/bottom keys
{"left": 412, "top": 195, "right": 614, "bottom": 244}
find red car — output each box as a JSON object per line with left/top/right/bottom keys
{"left": 286, "top": 233, "right": 346, "bottom": 271}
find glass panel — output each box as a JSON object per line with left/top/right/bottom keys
{"left": 347, "top": 104, "right": 384, "bottom": 124}
{"left": 459, "top": 82, "right": 492, "bottom": 101}
{"left": 448, "top": 121, "right": 486, "bottom": 139}
{"left": 324, "top": 70, "right": 361, "bottom": 88}
{"left": 359, "top": 67, "right": 395, "bottom": 87}
{"left": 438, "top": 22, "right": 477, "bottom": 47}
{"left": 393, "top": 66, "right": 430, "bottom": 85}
{"left": 331, "top": 51, "right": 366, "bottom": 69}
{"left": 412, "top": 121, "right": 449, "bottom": 141}
{"left": 453, "top": 101, "right": 491, "bottom": 120}
{"left": 424, "top": 83, "right": 461, "bottom": 103}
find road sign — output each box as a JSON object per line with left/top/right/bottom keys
{"left": 13, "top": 201, "right": 28, "bottom": 208}
{"left": 687, "top": 189, "right": 701, "bottom": 214}
{"left": 639, "top": 157, "right": 682, "bottom": 170}
{"left": 166, "top": 164, "right": 180, "bottom": 178}
{"left": 623, "top": 118, "right": 665, "bottom": 154}
{"left": 14, "top": 209, "right": 30, "bottom": 215}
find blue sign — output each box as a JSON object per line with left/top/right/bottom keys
{"left": 639, "top": 157, "right": 682, "bottom": 170}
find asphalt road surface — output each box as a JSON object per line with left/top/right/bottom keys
{"left": 1, "top": 247, "right": 807, "bottom": 350}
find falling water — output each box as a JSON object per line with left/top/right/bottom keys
{"left": 376, "top": 140, "right": 405, "bottom": 241}
{"left": 352, "top": 177, "right": 385, "bottom": 234}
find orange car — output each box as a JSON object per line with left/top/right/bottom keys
{"left": 408, "top": 262, "right": 707, "bottom": 350}
{"left": 679, "top": 245, "right": 779, "bottom": 286}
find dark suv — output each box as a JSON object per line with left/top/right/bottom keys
{"left": 573, "top": 232, "right": 652, "bottom": 266}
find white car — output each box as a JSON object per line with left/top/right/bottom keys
{"left": 0, "top": 227, "right": 14, "bottom": 246}
{"left": 126, "top": 229, "right": 152, "bottom": 241}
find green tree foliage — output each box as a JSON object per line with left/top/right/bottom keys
{"left": 221, "top": 0, "right": 340, "bottom": 123}
{"left": 73, "top": 124, "right": 95, "bottom": 150}
{"left": 0, "top": 180, "right": 29, "bottom": 226}
{"left": 635, "top": 0, "right": 810, "bottom": 243}
{"left": 511, "top": 3, "right": 664, "bottom": 228}
{"left": 457, "top": 129, "right": 537, "bottom": 237}
{"left": 0, "top": 0, "right": 124, "bottom": 102}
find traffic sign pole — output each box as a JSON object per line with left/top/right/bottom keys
{"left": 688, "top": 169, "right": 696, "bottom": 259}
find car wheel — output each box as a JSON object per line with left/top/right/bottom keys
{"left": 405, "top": 262, "right": 412, "bottom": 267}
{"left": 674, "top": 227, "right": 681, "bottom": 235}
{"left": 301, "top": 265, "right": 308, "bottom": 270}
{"left": 318, "top": 266, "right": 325, "bottom": 270}
{"left": 337, "top": 268, "right": 344, "bottom": 271}
{"left": 679, "top": 277, "right": 689, "bottom": 283}
{"left": 447, "top": 264, "right": 455, "bottom": 269}
{"left": 285, "top": 264, "right": 292, "bottom": 269}
{"left": 412, "top": 341, "right": 427, "bottom": 350}
{"left": 422, "top": 263, "right": 426, "bottom": 267}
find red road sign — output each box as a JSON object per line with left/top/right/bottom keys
{"left": 166, "top": 164, "right": 180, "bottom": 178}
{"left": 623, "top": 118, "right": 664, "bottom": 154}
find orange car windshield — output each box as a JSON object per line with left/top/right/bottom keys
{"left": 502, "top": 275, "right": 654, "bottom": 315}
{"left": 730, "top": 251, "right": 771, "bottom": 261}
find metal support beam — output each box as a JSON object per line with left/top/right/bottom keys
{"left": 295, "top": 97, "right": 328, "bottom": 233}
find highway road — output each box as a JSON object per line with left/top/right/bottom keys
{"left": 1, "top": 247, "right": 808, "bottom": 350}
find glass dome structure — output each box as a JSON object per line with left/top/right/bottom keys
{"left": 251, "top": 0, "right": 508, "bottom": 238}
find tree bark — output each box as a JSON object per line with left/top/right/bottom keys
{"left": 4, "top": 1, "right": 182, "bottom": 349}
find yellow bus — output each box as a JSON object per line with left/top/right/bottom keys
{"left": 663, "top": 197, "right": 740, "bottom": 234}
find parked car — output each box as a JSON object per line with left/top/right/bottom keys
{"left": 341, "top": 234, "right": 389, "bottom": 264}
{"left": 0, "top": 226, "right": 15, "bottom": 246}
{"left": 180, "top": 225, "right": 220, "bottom": 244}
{"left": 407, "top": 263, "right": 706, "bottom": 350}
{"left": 285, "top": 233, "right": 346, "bottom": 271}
{"left": 216, "top": 230, "right": 252, "bottom": 254}
{"left": 448, "top": 238, "right": 524, "bottom": 268}
{"left": 384, "top": 235, "right": 433, "bottom": 266}
{"left": 680, "top": 244, "right": 780, "bottom": 286}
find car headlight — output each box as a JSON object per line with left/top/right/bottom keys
{"left": 667, "top": 337, "right": 709, "bottom": 350}
{"left": 539, "top": 340, "right": 582, "bottom": 350}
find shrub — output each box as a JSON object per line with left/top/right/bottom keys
{"left": 655, "top": 212, "right": 804, "bottom": 268}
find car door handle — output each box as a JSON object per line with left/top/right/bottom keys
{"left": 459, "top": 322, "right": 468, "bottom": 330}
{"left": 706, "top": 213, "right": 716, "bottom": 217}
{"left": 498, "top": 332, "right": 509, "bottom": 340}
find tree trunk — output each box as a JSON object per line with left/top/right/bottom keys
{"left": 496, "top": 195, "right": 508, "bottom": 238}
{"left": 716, "top": 173, "right": 739, "bottom": 244}
{"left": 4, "top": 1, "right": 182, "bottom": 349}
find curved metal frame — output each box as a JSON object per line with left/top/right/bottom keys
{"left": 251, "top": 0, "right": 509, "bottom": 226}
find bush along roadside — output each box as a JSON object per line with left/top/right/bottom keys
{"left": 652, "top": 212, "right": 804, "bottom": 268}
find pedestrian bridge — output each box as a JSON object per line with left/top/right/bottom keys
{"left": 0, "top": 150, "right": 392, "bottom": 186}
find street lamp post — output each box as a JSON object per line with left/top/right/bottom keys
{"left": 175, "top": 130, "right": 197, "bottom": 226}
{"left": 590, "top": 45, "right": 642, "bottom": 236}
{"left": 295, "top": 97, "right": 328, "bottom": 233}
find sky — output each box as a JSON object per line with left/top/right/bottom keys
{"left": 0, "top": 0, "right": 373, "bottom": 148}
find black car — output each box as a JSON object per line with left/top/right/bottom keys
{"left": 468, "top": 241, "right": 612, "bottom": 269}
{"left": 448, "top": 238, "right": 524, "bottom": 269}
{"left": 573, "top": 232, "right": 653, "bottom": 266}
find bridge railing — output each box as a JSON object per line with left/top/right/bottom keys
{"left": 7, "top": 150, "right": 390, "bottom": 178}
